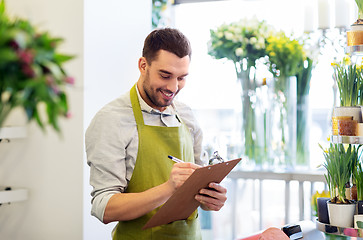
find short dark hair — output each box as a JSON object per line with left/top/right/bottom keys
{"left": 142, "top": 28, "right": 192, "bottom": 64}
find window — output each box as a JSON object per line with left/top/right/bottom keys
{"left": 171, "top": 0, "right": 353, "bottom": 238}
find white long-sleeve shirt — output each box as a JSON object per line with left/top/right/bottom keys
{"left": 85, "top": 87, "right": 206, "bottom": 222}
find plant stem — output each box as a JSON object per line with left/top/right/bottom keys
{"left": 0, "top": 102, "right": 12, "bottom": 128}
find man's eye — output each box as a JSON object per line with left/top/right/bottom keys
{"left": 160, "top": 75, "right": 170, "bottom": 79}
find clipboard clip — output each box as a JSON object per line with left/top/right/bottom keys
{"left": 208, "top": 151, "right": 224, "bottom": 165}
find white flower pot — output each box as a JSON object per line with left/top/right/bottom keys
{"left": 327, "top": 201, "right": 356, "bottom": 228}
{"left": 333, "top": 106, "right": 362, "bottom": 122}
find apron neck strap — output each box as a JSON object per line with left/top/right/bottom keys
{"left": 130, "top": 84, "right": 144, "bottom": 125}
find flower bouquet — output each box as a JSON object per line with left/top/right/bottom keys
{"left": 208, "top": 17, "right": 275, "bottom": 165}
{"left": 265, "top": 31, "right": 306, "bottom": 167}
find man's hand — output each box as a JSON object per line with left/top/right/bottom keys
{"left": 195, "top": 182, "right": 227, "bottom": 211}
{"left": 258, "top": 227, "right": 289, "bottom": 240}
{"left": 167, "top": 162, "right": 200, "bottom": 192}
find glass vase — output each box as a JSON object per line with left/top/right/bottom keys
{"left": 296, "top": 94, "right": 310, "bottom": 167}
{"left": 269, "top": 75, "right": 297, "bottom": 169}
{"left": 237, "top": 68, "right": 257, "bottom": 166}
{"left": 236, "top": 66, "right": 267, "bottom": 168}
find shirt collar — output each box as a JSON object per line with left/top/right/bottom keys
{"left": 135, "top": 85, "right": 176, "bottom": 116}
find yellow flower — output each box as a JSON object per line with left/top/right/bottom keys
{"left": 357, "top": 62, "right": 363, "bottom": 71}
{"left": 343, "top": 55, "right": 351, "bottom": 65}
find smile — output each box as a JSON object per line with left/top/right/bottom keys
{"left": 161, "top": 90, "right": 174, "bottom": 99}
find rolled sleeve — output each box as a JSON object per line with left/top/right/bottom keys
{"left": 85, "top": 99, "right": 136, "bottom": 222}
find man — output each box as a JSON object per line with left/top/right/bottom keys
{"left": 85, "top": 28, "right": 227, "bottom": 239}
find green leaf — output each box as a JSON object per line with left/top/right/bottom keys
{"left": 0, "top": 48, "right": 17, "bottom": 62}
{"left": 42, "top": 61, "right": 63, "bottom": 79}
{"left": 0, "top": 0, "right": 5, "bottom": 16}
{"left": 54, "top": 54, "right": 74, "bottom": 64}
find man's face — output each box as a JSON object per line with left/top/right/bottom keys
{"left": 138, "top": 50, "right": 190, "bottom": 112}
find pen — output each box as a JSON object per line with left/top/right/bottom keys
{"left": 168, "top": 155, "right": 184, "bottom": 163}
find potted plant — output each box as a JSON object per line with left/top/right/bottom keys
{"left": 331, "top": 55, "right": 363, "bottom": 136}
{"left": 354, "top": 160, "right": 363, "bottom": 228}
{"left": 320, "top": 143, "right": 358, "bottom": 228}
{"left": 355, "top": 160, "right": 363, "bottom": 212}
{"left": 0, "top": 0, "right": 74, "bottom": 133}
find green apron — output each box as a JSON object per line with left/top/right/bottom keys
{"left": 113, "top": 85, "right": 201, "bottom": 240}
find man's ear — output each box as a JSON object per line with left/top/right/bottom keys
{"left": 138, "top": 57, "right": 147, "bottom": 73}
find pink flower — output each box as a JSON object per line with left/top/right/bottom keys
{"left": 65, "top": 111, "right": 72, "bottom": 118}
{"left": 17, "top": 49, "right": 34, "bottom": 65}
{"left": 51, "top": 85, "right": 60, "bottom": 95}
{"left": 65, "top": 76, "right": 75, "bottom": 85}
{"left": 21, "top": 64, "right": 35, "bottom": 78}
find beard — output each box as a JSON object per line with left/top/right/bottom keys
{"left": 142, "top": 70, "right": 175, "bottom": 109}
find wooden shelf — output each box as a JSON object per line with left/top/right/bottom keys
{"left": 0, "top": 188, "right": 28, "bottom": 204}
{"left": 0, "top": 126, "right": 27, "bottom": 139}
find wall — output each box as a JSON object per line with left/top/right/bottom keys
{"left": 0, "top": 0, "right": 84, "bottom": 239}
{"left": 83, "top": 0, "right": 151, "bottom": 239}
{"left": 0, "top": 0, "right": 150, "bottom": 239}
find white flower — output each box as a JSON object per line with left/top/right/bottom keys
{"left": 256, "top": 38, "right": 265, "bottom": 49}
{"left": 250, "top": 37, "right": 257, "bottom": 44}
{"left": 235, "top": 48, "right": 244, "bottom": 57}
{"left": 225, "top": 31, "right": 234, "bottom": 41}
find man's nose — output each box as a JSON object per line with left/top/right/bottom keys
{"left": 166, "top": 78, "right": 179, "bottom": 93}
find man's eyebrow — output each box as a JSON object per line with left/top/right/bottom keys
{"left": 159, "top": 69, "right": 189, "bottom": 77}
{"left": 159, "top": 69, "right": 172, "bottom": 75}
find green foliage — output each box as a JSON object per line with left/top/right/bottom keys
{"left": 320, "top": 143, "right": 361, "bottom": 203}
{"left": 0, "top": 0, "right": 74, "bottom": 132}
{"left": 354, "top": 161, "right": 363, "bottom": 201}
{"left": 332, "top": 56, "right": 363, "bottom": 107}
{"left": 356, "top": 0, "right": 363, "bottom": 19}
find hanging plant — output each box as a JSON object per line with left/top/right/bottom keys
{"left": 0, "top": 0, "right": 75, "bottom": 132}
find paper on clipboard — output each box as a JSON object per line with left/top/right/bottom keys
{"left": 142, "top": 158, "right": 242, "bottom": 230}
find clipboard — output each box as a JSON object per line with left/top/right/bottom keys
{"left": 142, "top": 158, "right": 242, "bottom": 229}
